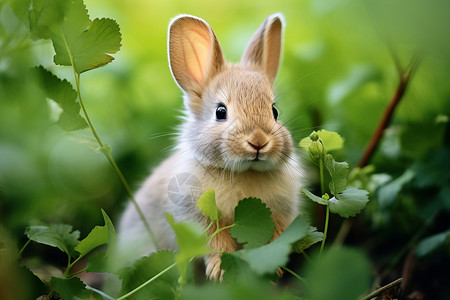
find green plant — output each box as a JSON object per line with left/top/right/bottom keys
{"left": 18, "top": 190, "right": 371, "bottom": 299}
{"left": 299, "top": 130, "right": 369, "bottom": 253}
{"left": 2, "top": 0, "right": 449, "bottom": 299}
{"left": 8, "top": 0, "right": 157, "bottom": 246}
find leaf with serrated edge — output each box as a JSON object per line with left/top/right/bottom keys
{"left": 230, "top": 198, "right": 275, "bottom": 249}
{"left": 329, "top": 188, "right": 369, "bottom": 218}
{"left": 51, "top": 0, "right": 122, "bottom": 74}
{"left": 197, "top": 189, "right": 220, "bottom": 222}
{"left": 26, "top": 224, "right": 80, "bottom": 257}
{"left": 301, "top": 188, "right": 329, "bottom": 206}
{"left": 324, "top": 154, "right": 349, "bottom": 195}
{"left": 231, "top": 215, "right": 310, "bottom": 275}
{"left": 50, "top": 276, "right": 91, "bottom": 300}
{"left": 29, "top": 0, "right": 68, "bottom": 39}
{"left": 34, "top": 66, "right": 87, "bottom": 131}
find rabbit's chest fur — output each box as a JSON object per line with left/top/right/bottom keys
{"left": 139, "top": 151, "right": 301, "bottom": 223}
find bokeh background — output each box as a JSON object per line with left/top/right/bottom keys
{"left": 1, "top": 0, "right": 449, "bottom": 298}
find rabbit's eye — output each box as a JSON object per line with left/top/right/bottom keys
{"left": 216, "top": 104, "right": 227, "bottom": 121}
{"left": 272, "top": 105, "right": 278, "bottom": 120}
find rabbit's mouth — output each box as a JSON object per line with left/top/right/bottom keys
{"left": 241, "top": 154, "right": 279, "bottom": 172}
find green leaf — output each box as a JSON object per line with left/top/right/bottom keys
{"left": 230, "top": 198, "right": 275, "bottom": 249}
{"left": 329, "top": 188, "right": 369, "bottom": 218}
{"left": 416, "top": 230, "right": 450, "bottom": 257}
{"left": 75, "top": 226, "right": 107, "bottom": 258}
{"left": 327, "top": 64, "right": 379, "bottom": 104}
{"left": 220, "top": 252, "right": 257, "bottom": 284}
{"left": 293, "top": 226, "right": 323, "bottom": 253}
{"left": 301, "top": 188, "right": 329, "bottom": 206}
{"left": 85, "top": 209, "right": 118, "bottom": 273}
{"left": 304, "top": 247, "right": 372, "bottom": 300}
{"left": 50, "top": 276, "right": 91, "bottom": 300}
{"left": 231, "top": 215, "right": 310, "bottom": 275}
{"left": 101, "top": 209, "right": 116, "bottom": 250}
{"left": 166, "top": 214, "right": 210, "bottom": 260}
{"left": 33, "top": 66, "right": 87, "bottom": 131}
{"left": 197, "top": 189, "right": 220, "bottom": 222}
{"left": 29, "top": 0, "right": 68, "bottom": 39}
{"left": 324, "top": 154, "right": 349, "bottom": 195}
{"left": 25, "top": 224, "right": 80, "bottom": 258}
{"left": 377, "top": 169, "right": 415, "bottom": 208}
{"left": 166, "top": 213, "right": 210, "bottom": 284}
{"left": 119, "top": 251, "right": 179, "bottom": 300}
{"left": 180, "top": 279, "right": 294, "bottom": 300}
{"left": 299, "top": 129, "right": 344, "bottom": 152}
{"left": 51, "top": 0, "right": 122, "bottom": 74}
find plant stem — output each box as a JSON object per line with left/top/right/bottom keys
{"left": 116, "top": 262, "right": 177, "bottom": 300}
{"left": 59, "top": 27, "right": 158, "bottom": 248}
{"left": 319, "top": 154, "right": 325, "bottom": 195}
{"left": 85, "top": 285, "right": 115, "bottom": 300}
{"left": 74, "top": 75, "right": 157, "bottom": 247}
{"left": 358, "top": 53, "right": 420, "bottom": 168}
{"left": 67, "top": 267, "right": 87, "bottom": 278}
{"left": 208, "top": 224, "right": 235, "bottom": 242}
{"left": 281, "top": 266, "right": 307, "bottom": 284}
{"left": 17, "top": 239, "right": 30, "bottom": 258}
{"left": 320, "top": 205, "right": 330, "bottom": 255}
{"left": 359, "top": 278, "right": 402, "bottom": 300}
{"left": 318, "top": 153, "right": 329, "bottom": 255}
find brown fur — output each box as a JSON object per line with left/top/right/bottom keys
{"left": 117, "top": 13, "right": 305, "bottom": 281}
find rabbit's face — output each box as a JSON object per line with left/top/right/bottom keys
{"left": 186, "top": 67, "right": 294, "bottom": 172}
{"left": 169, "top": 14, "right": 295, "bottom": 173}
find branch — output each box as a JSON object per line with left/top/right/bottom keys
{"left": 360, "top": 278, "right": 403, "bottom": 300}
{"left": 358, "top": 53, "right": 421, "bottom": 168}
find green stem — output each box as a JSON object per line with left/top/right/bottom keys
{"left": 67, "top": 267, "right": 87, "bottom": 278}
{"left": 203, "top": 220, "right": 215, "bottom": 235}
{"left": 64, "top": 255, "right": 72, "bottom": 278}
{"left": 59, "top": 27, "right": 158, "bottom": 248}
{"left": 116, "top": 263, "right": 177, "bottom": 300}
{"left": 208, "top": 224, "right": 235, "bottom": 242}
{"left": 319, "top": 154, "right": 325, "bottom": 195}
{"left": 320, "top": 205, "right": 330, "bottom": 255}
{"left": 18, "top": 239, "right": 31, "bottom": 258}
{"left": 281, "top": 266, "right": 307, "bottom": 284}
{"left": 318, "top": 152, "right": 329, "bottom": 255}
{"left": 85, "top": 285, "right": 115, "bottom": 300}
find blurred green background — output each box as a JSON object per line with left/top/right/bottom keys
{"left": 1, "top": 0, "right": 449, "bottom": 297}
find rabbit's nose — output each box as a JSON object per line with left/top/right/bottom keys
{"left": 248, "top": 141, "right": 268, "bottom": 151}
{"left": 247, "top": 128, "right": 270, "bottom": 151}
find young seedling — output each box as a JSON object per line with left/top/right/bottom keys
{"left": 300, "top": 130, "right": 369, "bottom": 254}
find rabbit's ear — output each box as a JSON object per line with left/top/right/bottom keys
{"left": 241, "top": 13, "right": 284, "bottom": 84}
{"left": 168, "top": 15, "right": 225, "bottom": 97}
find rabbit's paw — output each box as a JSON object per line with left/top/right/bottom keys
{"left": 205, "top": 253, "right": 224, "bottom": 281}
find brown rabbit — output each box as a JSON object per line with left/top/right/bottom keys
{"left": 118, "top": 13, "right": 303, "bottom": 280}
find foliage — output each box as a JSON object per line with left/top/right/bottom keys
{"left": 1, "top": 0, "right": 449, "bottom": 299}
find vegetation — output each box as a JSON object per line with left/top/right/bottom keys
{"left": 1, "top": 0, "right": 449, "bottom": 299}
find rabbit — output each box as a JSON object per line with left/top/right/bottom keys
{"left": 117, "top": 13, "right": 304, "bottom": 281}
